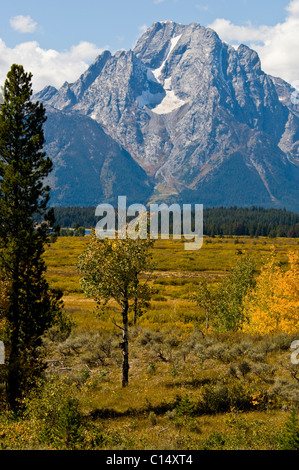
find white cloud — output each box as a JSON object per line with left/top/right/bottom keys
{"left": 0, "top": 39, "right": 105, "bottom": 91}
{"left": 10, "top": 15, "right": 38, "bottom": 34}
{"left": 286, "top": 0, "right": 299, "bottom": 17}
{"left": 208, "top": 0, "right": 299, "bottom": 84}
{"left": 138, "top": 24, "right": 148, "bottom": 34}
{"left": 208, "top": 19, "right": 271, "bottom": 43}
{"left": 2, "top": 1, "right": 299, "bottom": 94}
{"left": 154, "top": 0, "right": 165, "bottom": 4}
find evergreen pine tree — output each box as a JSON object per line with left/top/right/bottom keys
{"left": 279, "top": 408, "right": 299, "bottom": 450}
{"left": 0, "top": 64, "right": 63, "bottom": 408}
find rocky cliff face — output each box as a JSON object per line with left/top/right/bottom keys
{"left": 35, "top": 21, "right": 299, "bottom": 211}
{"left": 42, "top": 107, "right": 153, "bottom": 206}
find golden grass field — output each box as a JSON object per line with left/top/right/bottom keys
{"left": 17, "top": 234, "right": 296, "bottom": 451}
{"left": 44, "top": 235, "right": 297, "bottom": 329}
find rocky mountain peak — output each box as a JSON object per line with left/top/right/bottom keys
{"left": 134, "top": 21, "right": 184, "bottom": 69}
{"left": 35, "top": 21, "right": 299, "bottom": 212}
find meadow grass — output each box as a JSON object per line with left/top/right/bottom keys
{"left": 44, "top": 235, "right": 298, "bottom": 332}
{"left": 3, "top": 235, "right": 294, "bottom": 449}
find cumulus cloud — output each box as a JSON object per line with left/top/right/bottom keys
{"left": 208, "top": 0, "right": 299, "bottom": 84}
{"left": 2, "top": 1, "right": 299, "bottom": 93}
{"left": 138, "top": 24, "right": 148, "bottom": 34}
{"left": 10, "top": 15, "right": 38, "bottom": 34}
{"left": 208, "top": 19, "right": 271, "bottom": 43}
{"left": 0, "top": 39, "right": 105, "bottom": 91}
{"left": 287, "top": 0, "right": 299, "bottom": 16}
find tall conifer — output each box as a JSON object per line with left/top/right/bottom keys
{"left": 0, "top": 64, "right": 62, "bottom": 408}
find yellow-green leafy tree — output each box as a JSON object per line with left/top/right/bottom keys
{"left": 77, "top": 230, "right": 155, "bottom": 387}
{"left": 243, "top": 250, "right": 299, "bottom": 335}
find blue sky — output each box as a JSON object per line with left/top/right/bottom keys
{"left": 0, "top": 0, "right": 298, "bottom": 91}
{"left": 0, "top": 0, "right": 290, "bottom": 51}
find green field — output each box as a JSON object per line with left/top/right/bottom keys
{"left": 44, "top": 235, "right": 297, "bottom": 325}
{"left": 1, "top": 235, "right": 299, "bottom": 450}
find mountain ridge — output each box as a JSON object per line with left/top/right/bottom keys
{"left": 35, "top": 21, "right": 299, "bottom": 211}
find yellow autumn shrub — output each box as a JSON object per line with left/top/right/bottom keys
{"left": 243, "top": 250, "right": 299, "bottom": 335}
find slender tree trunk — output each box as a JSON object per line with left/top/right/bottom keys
{"left": 121, "top": 298, "right": 129, "bottom": 387}
{"left": 133, "top": 296, "right": 138, "bottom": 326}
{"left": 133, "top": 275, "right": 138, "bottom": 325}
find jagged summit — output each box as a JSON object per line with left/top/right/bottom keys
{"left": 35, "top": 21, "right": 299, "bottom": 211}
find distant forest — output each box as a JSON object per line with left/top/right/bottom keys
{"left": 52, "top": 206, "right": 299, "bottom": 238}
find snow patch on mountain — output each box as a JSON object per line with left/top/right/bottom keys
{"left": 136, "top": 89, "right": 165, "bottom": 108}
{"left": 151, "top": 76, "right": 186, "bottom": 114}
{"left": 151, "top": 89, "right": 186, "bottom": 114}
{"left": 136, "top": 34, "right": 185, "bottom": 113}
{"left": 152, "top": 34, "right": 182, "bottom": 81}
{"left": 147, "top": 34, "right": 186, "bottom": 114}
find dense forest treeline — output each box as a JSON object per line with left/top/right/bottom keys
{"left": 52, "top": 206, "right": 299, "bottom": 238}
{"left": 203, "top": 207, "right": 299, "bottom": 237}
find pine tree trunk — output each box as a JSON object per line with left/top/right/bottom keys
{"left": 133, "top": 296, "right": 138, "bottom": 326}
{"left": 121, "top": 299, "right": 129, "bottom": 387}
